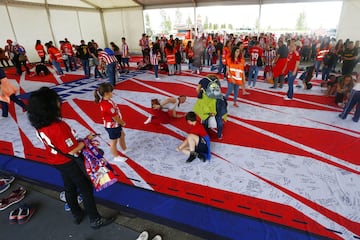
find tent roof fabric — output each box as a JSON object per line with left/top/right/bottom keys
{"left": 2, "top": 0, "right": 340, "bottom": 9}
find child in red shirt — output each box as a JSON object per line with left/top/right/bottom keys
{"left": 94, "top": 83, "right": 128, "bottom": 162}
{"left": 176, "top": 111, "right": 210, "bottom": 163}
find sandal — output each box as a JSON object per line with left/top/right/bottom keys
{"left": 17, "top": 204, "right": 36, "bottom": 224}
{"left": 0, "top": 187, "right": 26, "bottom": 211}
{"left": 9, "top": 208, "right": 20, "bottom": 224}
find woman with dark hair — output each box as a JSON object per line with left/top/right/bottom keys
{"left": 27, "top": 87, "right": 115, "bottom": 229}
{"left": 150, "top": 42, "right": 161, "bottom": 80}
{"left": 224, "top": 45, "right": 248, "bottom": 107}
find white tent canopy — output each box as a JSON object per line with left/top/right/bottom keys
{"left": 0, "top": 0, "right": 359, "bottom": 62}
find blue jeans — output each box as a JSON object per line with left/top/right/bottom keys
{"left": 225, "top": 81, "right": 239, "bottom": 102}
{"left": 248, "top": 65, "right": 259, "bottom": 87}
{"left": 314, "top": 60, "right": 321, "bottom": 77}
{"left": 106, "top": 62, "right": 117, "bottom": 86}
{"left": 154, "top": 65, "right": 159, "bottom": 78}
{"left": 340, "top": 90, "right": 360, "bottom": 122}
{"left": 68, "top": 56, "right": 77, "bottom": 70}
{"left": 203, "top": 114, "right": 223, "bottom": 138}
{"left": 286, "top": 71, "right": 297, "bottom": 99}
{"left": 322, "top": 66, "right": 332, "bottom": 81}
{"left": 81, "top": 59, "right": 90, "bottom": 78}
{"left": 1, "top": 94, "right": 27, "bottom": 117}
{"left": 52, "top": 59, "right": 63, "bottom": 75}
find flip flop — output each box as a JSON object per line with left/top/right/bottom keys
{"left": 17, "top": 204, "right": 36, "bottom": 224}
{"left": 9, "top": 208, "right": 20, "bottom": 224}
{"left": 0, "top": 187, "right": 26, "bottom": 211}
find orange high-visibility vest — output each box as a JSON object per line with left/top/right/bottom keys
{"left": 222, "top": 46, "right": 230, "bottom": 65}
{"left": 35, "top": 44, "right": 45, "bottom": 57}
{"left": 227, "top": 58, "right": 245, "bottom": 85}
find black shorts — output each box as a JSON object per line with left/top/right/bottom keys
{"left": 195, "top": 136, "right": 208, "bottom": 154}
{"left": 105, "top": 126, "right": 122, "bottom": 140}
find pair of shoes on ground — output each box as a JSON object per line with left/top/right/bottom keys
{"left": 9, "top": 204, "right": 35, "bottom": 224}
{"left": 59, "top": 191, "right": 84, "bottom": 212}
{"left": 0, "top": 186, "right": 26, "bottom": 211}
{"left": 90, "top": 216, "right": 116, "bottom": 229}
{"left": 137, "top": 231, "right": 162, "bottom": 240}
{"left": 284, "top": 95, "right": 292, "bottom": 100}
{"left": 0, "top": 176, "right": 15, "bottom": 193}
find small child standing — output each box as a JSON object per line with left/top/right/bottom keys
{"left": 150, "top": 42, "right": 161, "bottom": 80}
{"left": 0, "top": 68, "right": 27, "bottom": 118}
{"left": 94, "top": 83, "right": 128, "bottom": 162}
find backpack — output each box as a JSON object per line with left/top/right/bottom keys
{"left": 104, "top": 47, "right": 115, "bottom": 56}
{"left": 205, "top": 77, "right": 222, "bottom": 99}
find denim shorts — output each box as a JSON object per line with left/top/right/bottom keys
{"left": 105, "top": 126, "right": 122, "bottom": 140}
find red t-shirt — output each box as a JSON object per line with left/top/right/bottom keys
{"left": 99, "top": 99, "right": 122, "bottom": 128}
{"left": 189, "top": 122, "right": 208, "bottom": 137}
{"left": 38, "top": 121, "right": 78, "bottom": 165}
{"left": 286, "top": 50, "right": 300, "bottom": 73}
{"left": 249, "top": 46, "right": 263, "bottom": 66}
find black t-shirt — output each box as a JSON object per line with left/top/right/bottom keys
{"left": 215, "top": 42, "right": 223, "bottom": 55}
{"left": 277, "top": 45, "right": 289, "bottom": 58}
{"left": 76, "top": 44, "right": 90, "bottom": 59}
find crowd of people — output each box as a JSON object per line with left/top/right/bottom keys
{"left": 1, "top": 30, "right": 360, "bottom": 236}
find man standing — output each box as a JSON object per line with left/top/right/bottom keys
{"left": 341, "top": 41, "right": 358, "bottom": 75}
{"left": 247, "top": 41, "right": 263, "bottom": 88}
{"left": 284, "top": 41, "right": 300, "bottom": 100}
{"left": 270, "top": 40, "right": 288, "bottom": 89}
{"left": 139, "top": 33, "right": 149, "bottom": 63}
{"left": 76, "top": 40, "right": 90, "bottom": 79}
{"left": 98, "top": 48, "right": 118, "bottom": 86}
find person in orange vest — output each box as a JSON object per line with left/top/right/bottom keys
{"left": 45, "top": 42, "right": 64, "bottom": 75}
{"left": 220, "top": 40, "right": 232, "bottom": 79}
{"left": 35, "top": 40, "right": 46, "bottom": 64}
{"left": 165, "top": 43, "right": 176, "bottom": 76}
{"left": 224, "top": 45, "right": 248, "bottom": 107}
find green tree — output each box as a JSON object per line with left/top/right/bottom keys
{"left": 228, "top": 23, "right": 233, "bottom": 30}
{"left": 160, "top": 10, "right": 172, "bottom": 34}
{"left": 221, "top": 23, "right": 226, "bottom": 29}
{"left": 296, "top": 10, "right": 307, "bottom": 30}
{"left": 145, "top": 13, "right": 153, "bottom": 36}
{"left": 209, "top": 22, "right": 213, "bottom": 30}
{"left": 214, "top": 23, "right": 218, "bottom": 31}
{"left": 203, "top": 16, "right": 209, "bottom": 31}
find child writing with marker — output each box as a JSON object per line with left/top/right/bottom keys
{"left": 94, "top": 83, "right": 128, "bottom": 162}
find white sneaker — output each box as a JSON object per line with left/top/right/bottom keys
{"left": 144, "top": 115, "right": 152, "bottom": 124}
{"left": 283, "top": 96, "right": 292, "bottom": 100}
{"left": 113, "top": 156, "right": 127, "bottom": 162}
{"left": 155, "top": 77, "right": 160, "bottom": 80}
{"left": 151, "top": 235, "right": 162, "bottom": 240}
{"left": 121, "top": 148, "right": 131, "bottom": 155}
{"left": 136, "top": 231, "right": 149, "bottom": 240}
